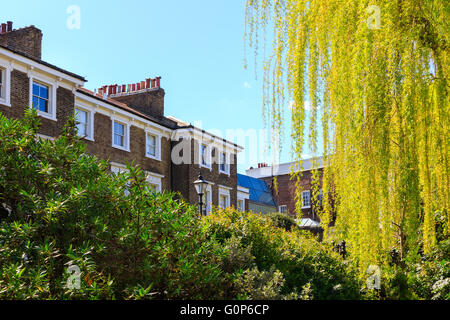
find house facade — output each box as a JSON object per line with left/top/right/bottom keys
{"left": 0, "top": 21, "right": 243, "bottom": 212}
{"left": 246, "top": 158, "right": 325, "bottom": 229}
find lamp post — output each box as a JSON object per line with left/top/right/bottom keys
{"left": 194, "top": 173, "right": 208, "bottom": 216}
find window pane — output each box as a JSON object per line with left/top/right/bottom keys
{"left": 114, "top": 122, "right": 124, "bottom": 135}
{"left": 33, "top": 83, "right": 40, "bottom": 96}
{"left": 75, "top": 109, "right": 87, "bottom": 123}
{"left": 201, "top": 145, "right": 208, "bottom": 165}
{"left": 32, "top": 96, "right": 39, "bottom": 109}
{"left": 114, "top": 134, "right": 124, "bottom": 147}
{"left": 40, "top": 85, "right": 48, "bottom": 99}
{"left": 147, "top": 135, "right": 156, "bottom": 156}
{"left": 41, "top": 99, "right": 48, "bottom": 113}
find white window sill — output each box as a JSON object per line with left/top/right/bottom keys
{"left": 200, "top": 163, "right": 212, "bottom": 171}
{"left": 301, "top": 206, "right": 311, "bottom": 210}
{"left": 112, "top": 144, "right": 130, "bottom": 152}
{"left": 219, "top": 170, "right": 230, "bottom": 176}
{"left": 146, "top": 154, "right": 162, "bottom": 162}
{"left": 37, "top": 111, "right": 57, "bottom": 122}
{"left": 78, "top": 135, "right": 95, "bottom": 142}
{"left": 0, "top": 99, "right": 11, "bottom": 107}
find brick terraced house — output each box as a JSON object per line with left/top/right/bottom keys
{"left": 0, "top": 22, "right": 244, "bottom": 213}
{"left": 246, "top": 157, "right": 325, "bottom": 230}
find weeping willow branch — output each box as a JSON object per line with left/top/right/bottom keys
{"left": 245, "top": 0, "right": 449, "bottom": 273}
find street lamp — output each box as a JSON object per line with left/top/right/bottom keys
{"left": 194, "top": 173, "right": 209, "bottom": 216}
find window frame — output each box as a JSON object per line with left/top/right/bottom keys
{"left": 218, "top": 186, "right": 231, "bottom": 209}
{"left": 301, "top": 190, "right": 311, "bottom": 209}
{"left": 29, "top": 76, "right": 57, "bottom": 121}
{"left": 145, "top": 129, "right": 162, "bottom": 161}
{"left": 279, "top": 205, "right": 288, "bottom": 214}
{"left": 237, "top": 199, "right": 245, "bottom": 212}
{"left": 199, "top": 143, "right": 212, "bottom": 170}
{"left": 74, "top": 106, "right": 95, "bottom": 141}
{"left": 146, "top": 171, "right": 164, "bottom": 193}
{"left": 0, "top": 66, "right": 11, "bottom": 107}
{"left": 112, "top": 118, "right": 130, "bottom": 152}
{"left": 219, "top": 151, "right": 230, "bottom": 175}
{"left": 203, "top": 185, "right": 213, "bottom": 215}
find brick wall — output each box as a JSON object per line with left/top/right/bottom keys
{"left": 261, "top": 168, "right": 324, "bottom": 220}
{"left": 84, "top": 113, "right": 171, "bottom": 190}
{"left": 112, "top": 89, "right": 165, "bottom": 119}
{"left": 171, "top": 138, "right": 238, "bottom": 208}
{"left": 0, "top": 69, "right": 73, "bottom": 138}
{"left": 0, "top": 69, "right": 172, "bottom": 189}
{"left": 0, "top": 26, "right": 42, "bottom": 60}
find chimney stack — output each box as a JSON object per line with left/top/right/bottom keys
{"left": 0, "top": 22, "right": 43, "bottom": 60}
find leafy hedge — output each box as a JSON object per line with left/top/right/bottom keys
{"left": 0, "top": 110, "right": 361, "bottom": 299}
{"left": 204, "top": 209, "right": 361, "bottom": 299}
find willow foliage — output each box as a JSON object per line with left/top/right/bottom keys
{"left": 245, "top": 0, "right": 449, "bottom": 273}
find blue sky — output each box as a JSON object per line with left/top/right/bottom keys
{"left": 2, "top": 0, "right": 306, "bottom": 173}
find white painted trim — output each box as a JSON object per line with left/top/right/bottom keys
{"left": 204, "top": 184, "right": 213, "bottom": 215}
{"left": 301, "top": 190, "right": 311, "bottom": 209}
{"left": 218, "top": 150, "right": 231, "bottom": 176}
{"left": 0, "top": 47, "right": 85, "bottom": 87}
{"left": 199, "top": 143, "right": 212, "bottom": 171}
{"left": 110, "top": 162, "right": 129, "bottom": 173}
{"left": 237, "top": 186, "right": 250, "bottom": 194}
{"left": 145, "top": 128, "right": 162, "bottom": 161}
{"left": 36, "top": 133, "right": 55, "bottom": 141}
{"left": 173, "top": 127, "right": 243, "bottom": 154}
{"left": 218, "top": 185, "right": 233, "bottom": 191}
{"left": 75, "top": 92, "right": 172, "bottom": 137}
{"left": 111, "top": 118, "right": 130, "bottom": 152}
{"left": 246, "top": 157, "right": 325, "bottom": 179}
{"left": 74, "top": 104, "right": 95, "bottom": 141}
{"left": 279, "top": 205, "right": 288, "bottom": 213}
{"left": 145, "top": 171, "right": 164, "bottom": 193}
{"left": 218, "top": 188, "right": 231, "bottom": 209}
{"left": 29, "top": 74, "right": 58, "bottom": 121}
{"left": 0, "top": 64, "right": 11, "bottom": 107}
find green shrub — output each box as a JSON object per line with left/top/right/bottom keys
{"left": 266, "top": 212, "right": 298, "bottom": 232}
{"left": 0, "top": 110, "right": 225, "bottom": 299}
{"left": 0, "top": 110, "right": 362, "bottom": 300}
{"left": 203, "top": 209, "right": 361, "bottom": 300}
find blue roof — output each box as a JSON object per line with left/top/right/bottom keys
{"left": 237, "top": 174, "right": 276, "bottom": 207}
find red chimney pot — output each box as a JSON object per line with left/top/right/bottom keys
{"left": 1, "top": 24, "right": 6, "bottom": 34}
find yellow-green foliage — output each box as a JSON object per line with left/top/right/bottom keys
{"left": 246, "top": 0, "right": 449, "bottom": 274}
{"left": 203, "top": 209, "right": 361, "bottom": 299}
